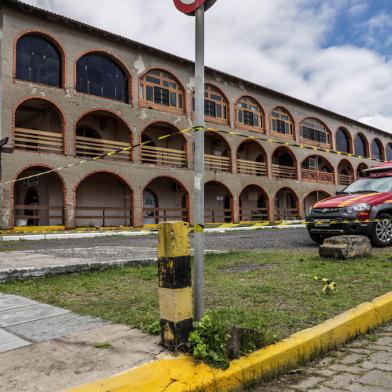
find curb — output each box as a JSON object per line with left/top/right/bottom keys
{"left": 68, "top": 291, "right": 392, "bottom": 392}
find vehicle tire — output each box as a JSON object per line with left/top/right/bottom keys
{"left": 371, "top": 213, "right": 392, "bottom": 247}
{"left": 309, "top": 232, "right": 324, "bottom": 245}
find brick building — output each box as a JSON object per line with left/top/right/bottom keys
{"left": 1, "top": 0, "right": 391, "bottom": 229}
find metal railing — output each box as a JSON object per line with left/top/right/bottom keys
{"left": 14, "top": 128, "right": 64, "bottom": 154}
{"left": 301, "top": 169, "right": 335, "bottom": 184}
{"left": 75, "top": 206, "right": 133, "bottom": 227}
{"left": 338, "top": 173, "right": 354, "bottom": 186}
{"left": 204, "top": 154, "right": 231, "bottom": 172}
{"left": 237, "top": 159, "right": 267, "bottom": 176}
{"left": 271, "top": 164, "right": 298, "bottom": 179}
{"left": 239, "top": 208, "right": 268, "bottom": 222}
{"left": 75, "top": 136, "right": 131, "bottom": 160}
{"left": 141, "top": 145, "right": 187, "bottom": 167}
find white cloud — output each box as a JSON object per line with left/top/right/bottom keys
{"left": 22, "top": 0, "right": 392, "bottom": 131}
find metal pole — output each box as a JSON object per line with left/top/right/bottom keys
{"left": 194, "top": 4, "right": 205, "bottom": 322}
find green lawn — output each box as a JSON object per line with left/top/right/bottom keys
{"left": 1, "top": 249, "right": 392, "bottom": 343}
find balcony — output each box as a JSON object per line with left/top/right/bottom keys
{"left": 14, "top": 128, "right": 63, "bottom": 154}
{"left": 75, "top": 136, "right": 130, "bottom": 160}
{"left": 272, "top": 164, "right": 297, "bottom": 180}
{"left": 301, "top": 169, "right": 335, "bottom": 184}
{"left": 239, "top": 208, "right": 268, "bottom": 222}
{"left": 274, "top": 208, "right": 300, "bottom": 221}
{"left": 204, "top": 154, "right": 231, "bottom": 172}
{"left": 141, "top": 145, "right": 187, "bottom": 167}
{"left": 237, "top": 159, "right": 267, "bottom": 176}
{"left": 338, "top": 173, "right": 354, "bottom": 186}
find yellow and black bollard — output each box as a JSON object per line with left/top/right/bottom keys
{"left": 158, "top": 221, "right": 193, "bottom": 350}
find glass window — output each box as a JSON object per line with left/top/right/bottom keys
{"left": 237, "top": 97, "right": 263, "bottom": 130}
{"left": 355, "top": 134, "right": 368, "bottom": 157}
{"left": 76, "top": 53, "right": 128, "bottom": 103}
{"left": 336, "top": 127, "right": 351, "bottom": 153}
{"left": 140, "top": 69, "right": 184, "bottom": 112}
{"left": 387, "top": 143, "right": 392, "bottom": 161}
{"left": 372, "top": 139, "right": 384, "bottom": 161}
{"left": 192, "top": 84, "right": 228, "bottom": 122}
{"left": 300, "top": 118, "right": 330, "bottom": 145}
{"left": 16, "top": 34, "right": 62, "bottom": 87}
{"left": 271, "top": 107, "right": 293, "bottom": 135}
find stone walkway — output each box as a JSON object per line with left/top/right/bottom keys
{"left": 252, "top": 322, "right": 392, "bottom": 392}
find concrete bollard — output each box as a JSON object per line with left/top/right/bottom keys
{"left": 158, "top": 221, "right": 193, "bottom": 351}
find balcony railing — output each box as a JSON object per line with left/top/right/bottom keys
{"left": 14, "top": 128, "right": 64, "bottom": 154}
{"left": 240, "top": 208, "right": 268, "bottom": 222}
{"left": 237, "top": 159, "right": 267, "bottom": 176}
{"left": 301, "top": 169, "right": 335, "bottom": 184}
{"left": 272, "top": 164, "right": 297, "bottom": 179}
{"left": 205, "top": 208, "right": 232, "bottom": 223}
{"left": 75, "top": 206, "right": 133, "bottom": 227}
{"left": 205, "top": 154, "right": 231, "bottom": 172}
{"left": 14, "top": 205, "right": 64, "bottom": 226}
{"left": 338, "top": 173, "right": 354, "bottom": 186}
{"left": 141, "top": 145, "right": 187, "bottom": 167}
{"left": 143, "top": 208, "right": 188, "bottom": 224}
{"left": 76, "top": 136, "right": 130, "bottom": 160}
{"left": 274, "top": 208, "right": 300, "bottom": 221}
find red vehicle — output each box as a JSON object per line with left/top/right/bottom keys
{"left": 307, "top": 162, "right": 392, "bottom": 246}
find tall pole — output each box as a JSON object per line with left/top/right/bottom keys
{"left": 194, "top": 4, "right": 205, "bottom": 322}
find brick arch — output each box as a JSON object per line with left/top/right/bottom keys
{"left": 355, "top": 132, "right": 370, "bottom": 158}
{"left": 236, "top": 138, "right": 267, "bottom": 160}
{"left": 205, "top": 180, "right": 234, "bottom": 223}
{"left": 239, "top": 184, "right": 269, "bottom": 222}
{"left": 269, "top": 105, "right": 296, "bottom": 136}
{"left": 272, "top": 146, "right": 297, "bottom": 166}
{"left": 371, "top": 137, "right": 385, "bottom": 161}
{"left": 140, "top": 120, "right": 187, "bottom": 143}
{"left": 301, "top": 154, "right": 334, "bottom": 170}
{"left": 274, "top": 187, "right": 300, "bottom": 220}
{"left": 14, "top": 29, "right": 66, "bottom": 87}
{"left": 303, "top": 189, "right": 332, "bottom": 201}
{"left": 234, "top": 94, "right": 266, "bottom": 132}
{"left": 335, "top": 126, "right": 353, "bottom": 154}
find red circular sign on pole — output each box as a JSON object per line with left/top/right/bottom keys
{"left": 173, "top": 0, "right": 217, "bottom": 15}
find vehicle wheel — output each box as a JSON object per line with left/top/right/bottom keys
{"left": 309, "top": 232, "right": 324, "bottom": 245}
{"left": 371, "top": 213, "right": 392, "bottom": 247}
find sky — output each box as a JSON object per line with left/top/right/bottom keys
{"left": 24, "top": 0, "right": 392, "bottom": 131}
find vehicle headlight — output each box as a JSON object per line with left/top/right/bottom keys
{"left": 308, "top": 207, "right": 313, "bottom": 214}
{"left": 345, "top": 203, "right": 371, "bottom": 214}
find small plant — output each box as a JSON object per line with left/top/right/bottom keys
{"left": 188, "top": 314, "right": 231, "bottom": 369}
{"left": 93, "top": 342, "right": 112, "bottom": 349}
{"left": 143, "top": 320, "right": 161, "bottom": 335}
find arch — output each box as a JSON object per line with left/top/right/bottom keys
{"left": 274, "top": 187, "right": 300, "bottom": 221}
{"left": 355, "top": 133, "right": 369, "bottom": 158}
{"left": 236, "top": 139, "right": 267, "bottom": 176}
{"left": 139, "top": 68, "right": 185, "bottom": 114}
{"left": 272, "top": 146, "right": 298, "bottom": 179}
{"left": 76, "top": 51, "right": 130, "bottom": 103}
{"left": 303, "top": 190, "right": 331, "bottom": 215}
{"left": 204, "top": 131, "right": 232, "bottom": 172}
{"left": 357, "top": 162, "right": 369, "bottom": 178}
{"left": 386, "top": 143, "right": 392, "bottom": 162}
{"left": 300, "top": 117, "right": 332, "bottom": 148}
{"left": 143, "top": 176, "right": 190, "bottom": 224}
{"left": 337, "top": 159, "right": 355, "bottom": 186}
{"left": 235, "top": 95, "right": 265, "bottom": 132}
{"left": 140, "top": 121, "right": 187, "bottom": 168}
{"left": 371, "top": 138, "right": 385, "bottom": 161}
{"left": 75, "top": 109, "right": 132, "bottom": 160}
{"left": 75, "top": 170, "right": 133, "bottom": 227}
{"left": 301, "top": 155, "right": 335, "bottom": 184}
{"left": 15, "top": 31, "right": 64, "bottom": 87}
{"left": 270, "top": 106, "right": 295, "bottom": 139}
{"left": 205, "top": 181, "right": 233, "bottom": 223}
{"left": 14, "top": 97, "right": 65, "bottom": 154}
{"left": 13, "top": 165, "right": 66, "bottom": 227}
{"left": 239, "top": 184, "right": 269, "bottom": 222}
{"left": 335, "top": 127, "right": 352, "bottom": 154}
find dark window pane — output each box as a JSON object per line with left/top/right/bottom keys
{"left": 243, "top": 110, "right": 254, "bottom": 126}
{"left": 154, "top": 86, "right": 169, "bottom": 106}
{"left": 178, "top": 94, "right": 183, "bottom": 109}
{"left": 146, "top": 85, "right": 153, "bottom": 101}
{"left": 372, "top": 140, "right": 383, "bottom": 160}
{"left": 356, "top": 135, "right": 366, "bottom": 157}
{"left": 16, "top": 34, "right": 61, "bottom": 87}
{"left": 170, "top": 92, "right": 177, "bottom": 107}
{"left": 205, "top": 100, "right": 216, "bottom": 117}
{"left": 336, "top": 128, "right": 350, "bottom": 153}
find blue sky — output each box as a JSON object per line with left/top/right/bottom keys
{"left": 24, "top": 0, "right": 392, "bottom": 131}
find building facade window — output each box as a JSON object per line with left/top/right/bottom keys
{"left": 140, "top": 69, "right": 184, "bottom": 113}
{"left": 300, "top": 118, "right": 331, "bottom": 146}
{"left": 336, "top": 127, "right": 351, "bottom": 153}
{"left": 271, "top": 107, "right": 294, "bottom": 136}
{"left": 372, "top": 139, "right": 384, "bottom": 161}
{"left": 387, "top": 143, "right": 392, "bottom": 161}
{"left": 236, "top": 96, "right": 264, "bottom": 131}
{"left": 355, "top": 133, "right": 368, "bottom": 157}
{"left": 192, "top": 84, "right": 228, "bottom": 123}
{"left": 16, "top": 33, "right": 62, "bottom": 87}
{"left": 76, "top": 53, "right": 129, "bottom": 103}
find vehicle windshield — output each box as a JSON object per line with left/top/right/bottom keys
{"left": 343, "top": 176, "right": 392, "bottom": 194}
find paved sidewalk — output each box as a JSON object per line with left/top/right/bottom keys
{"left": 253, "top": 322, "right": 392, "bottom": 392}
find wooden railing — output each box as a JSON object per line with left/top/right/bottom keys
{"left": 143, "top": 208, "right": 188, "bottom": 224}
{"left": 205, "top": 208, "right": 232, "bottom": 223}
{"left": 272, "top": 164, "right": 297, "bottom": 179}
{"left": 141, "top": 145, "right": 187, "bottom": 167}
{"left": 205, "top": 154, "right": 231, "bottom": 172}
{"left": 301, "top": 169, "right": 335, "bottom": 184}
{"left": 240, "top": 208, "right": 268, "bottom": 222}
{"left": 237, "top": 159, "right": 267, "bottom": 176}
{"left": 338, "top": 173, "right": 354, "bottom": 186}
{"left": 14, "top": 128, "right": 63, "bottom": 154}
{"left": 274, "top": 208, "right": 300, "bottom": 221}
{"left": 75, "top": 207, "right": 132, "bottom": 227}
{"left": 14, "top": 205, "right": 64, "bottom": 225}
{"left": 75, "top": 136, "right": 130, "bottom": 160}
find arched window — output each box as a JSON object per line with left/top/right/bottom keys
{"left": 387, "top": 143, "right": 392, "bottom": 161}
{"left": 372, "top": 139, "right": 384, "bottom": 161}
{"left": 236, "top": 96, "right": 264, "bottom": 131}
{"left": 355, "top": 133, "right": 368, "bottom": 157}
{"left": 140, "top": 69, "right": 184, "bottom": 112}
{"left": 336, "top": 127, "right": 351, "bottom": 153}
{"left": 16, "top": 33, "right": 62, "bottom": 87}
{"left": 271, "top": 107, "right": 294, "bottom": 136}
{"left": 300, "top": 118, "right": 331, "bottom": 146}
{"left": 76, "top": 53, "right": 129, "bottom": 103}
{"left": 192, "top": 84, "right": 228, "bottom": 123}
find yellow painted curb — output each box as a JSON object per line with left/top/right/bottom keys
{"left": 13, "top": 225, "right": 65, "bottom": 233}
{"left": 67, "top": 291, "right": 392, "bottom": 392}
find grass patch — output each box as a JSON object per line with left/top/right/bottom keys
{"left": 1, "top": 249, "right": 392, "bottom": 342}
{"left": 92, "top": 342, "right": 112, "bottom": 349}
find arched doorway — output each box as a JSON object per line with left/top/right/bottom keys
{"left": 75, "top": 172, "right": 133, "bottom": 227}
{"left": 205, "top": 181, "right": 233, "bottom": 223}
{"left": 338, "top": 160, "right": 354, "bottom": 186}
{"left": 272, "top": 147, "right": 297, "bottom": 179}
{"left": 143, "top": 177, "right": 189, "bottom": 224}
{"left": 14, "top": 167, "right": 64, "bottom": 227}
{"left": 274, "top": 188, "right": 299, "bottom": 221}
{"left": 237, "top": 140, "right": 267, "bottom": 176}
{"left": 357, "top": 163, "right": 369, "bottom": 178}
{"left": 239, "top": 185, "right": 268, "bottom": 222}
{"left": 301, "top": 155, "right": 335, "bottom": 184}
{"left": 303, "top": 191, "right": 331, "bottom": 215}
{"left": 204, "top": 132, "right": 231, "bottom": 172}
